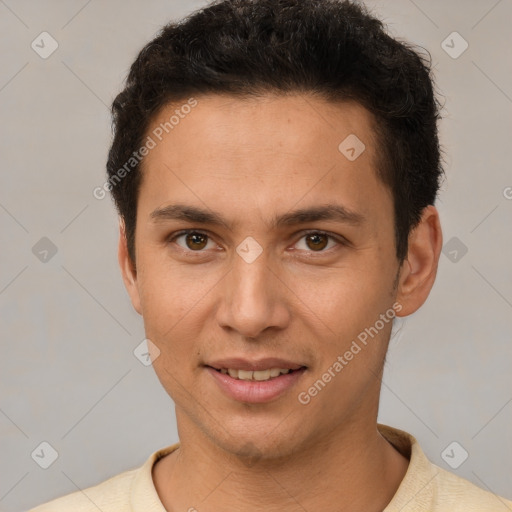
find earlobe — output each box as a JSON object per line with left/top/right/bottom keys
{"left": 395, "top": 205, "right": 443, "bottom": 317}
{"left": 118, "top": 219, "right": 142, "bottom": 315}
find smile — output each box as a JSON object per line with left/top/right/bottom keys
{"left": 205, "top": 366, "right": 307, "bottom": 403}
{"left": 214, "top": 367, "right": 300, "bottom": 381}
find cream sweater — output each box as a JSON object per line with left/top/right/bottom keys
{"left": 28, "top": 424, "right": 512, "bottom": 511}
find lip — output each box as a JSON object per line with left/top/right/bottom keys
{"left": 205, "top": 357, "right": 305, "bottom": 372}
{"left": 206, "top": 366, "right": 307, "bottom": 403}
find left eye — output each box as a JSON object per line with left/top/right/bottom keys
{"left": 169, "top": 230, "right": 343, "bottom": 253}
{"left": 294, "top": 231, "right": 341, "bottom": 252}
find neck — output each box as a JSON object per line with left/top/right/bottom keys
{"left": 153, "top": 414, "right": 409, "bottom": 512}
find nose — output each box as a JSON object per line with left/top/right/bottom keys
{"left": 216, "top": 247, "right": 291, "bottom": 339}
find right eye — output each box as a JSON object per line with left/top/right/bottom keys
{"left": 168, "top": 230, "right": 218, "bottom": 252}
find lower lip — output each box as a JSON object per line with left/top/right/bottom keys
{"left": 205, "top": 366, "right": 307, "bottom": 403}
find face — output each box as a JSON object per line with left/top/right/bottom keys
{"left": 119, "top": 94, "right": 437, "bottom": 461}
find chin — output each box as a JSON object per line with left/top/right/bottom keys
{"left": 211, "top": 425, "right": 306, "bottom": 464}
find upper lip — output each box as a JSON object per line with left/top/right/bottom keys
{"left": 205, "top": 357, "right": 307, "bottom": 371}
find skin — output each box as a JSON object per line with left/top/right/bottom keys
{"left": 118, "top": 93, "right": 443, "bottom": 512}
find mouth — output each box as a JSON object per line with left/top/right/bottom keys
{"left": 206, "top": 366, "right": 307, "bottom": 382}
{"left": 204, "top": 364, "right": 308, "bottom": 403}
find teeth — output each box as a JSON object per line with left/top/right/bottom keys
{"left": 219, "top": 368, "right": 295, "bottom": 381}
{"left": 253, "top": 369, "right": 270, "bottom": 381}
{"left": 238, "top": 369, "right": 254, "bottom": 380}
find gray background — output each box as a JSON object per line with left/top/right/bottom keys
{"left": 0, "top": 0, "right": 511, "bottom": 510}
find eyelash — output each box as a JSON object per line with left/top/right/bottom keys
{"left": 167, "top": 229, "right": 347, "bottom": 256}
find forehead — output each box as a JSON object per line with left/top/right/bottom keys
{"left": 138, "top": 93, "right": 391, "bottom": 226}
{"left": 144, "top": 93, "right": 379, "bottom": 166}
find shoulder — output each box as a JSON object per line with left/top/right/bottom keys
{"left": 429, "top": 463, "right": 512, "bottom": 511}
{"left": 378, "top": 424, "right": 512, "bottom": 511}
{"left": 26, "top": 468, "right": 137, "bottom": 511}
{"left": 26, "top": 443, "right": 180, "bottom": 512}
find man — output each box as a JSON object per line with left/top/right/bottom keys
{"left": 30, "top": 0, "right": 512, "bottom": 510}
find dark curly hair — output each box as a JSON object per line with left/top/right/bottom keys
{"left": 105, "top": 0, "right": 444, "bottom": 266}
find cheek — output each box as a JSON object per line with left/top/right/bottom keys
{"left": 137, "top": 252, "right": 213, "bottom": 327}
{"left": 291, "top": 263, "right": 393, "bottom": 340}
{"left": 135, "top": 253, "right": 218, "bottom": 354}
{"left": 146, "top": 324, "right": 201, "bottom": 402}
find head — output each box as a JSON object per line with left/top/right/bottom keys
{"left": 109, "top": 0, "right": 443, "bottom": 461}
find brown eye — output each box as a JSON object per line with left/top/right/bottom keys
{"left": 170, "top": 230, "right": 214, "bottom": 251}
{"left": 294, "top": 231, "right": 343, "bottom": 253}
{"left": 305, "top": 233, "right": 329, "bottom": 251}
{"left": 184, "top": 232, "right": 208, "bottom": 250}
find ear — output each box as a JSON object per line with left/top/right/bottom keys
{"left": 395, "top": 205, "right": 443, "bottom": 317}
{"left": 118, "top": 218, "right": 142, "bottom": 315}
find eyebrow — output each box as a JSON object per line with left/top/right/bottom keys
{"left": 150, "top": 203, "right": 365, "bottom": 230}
